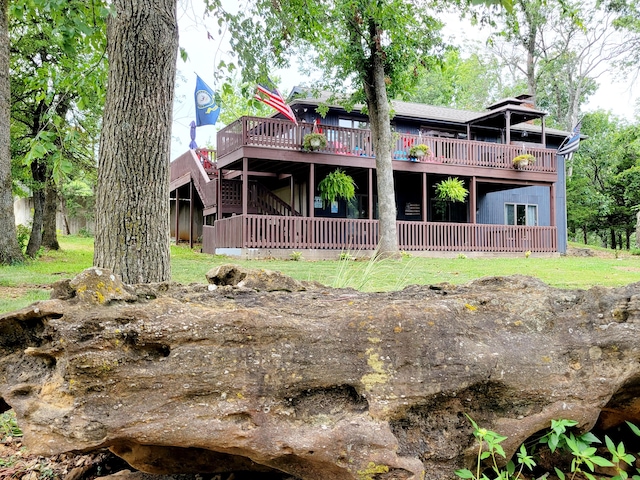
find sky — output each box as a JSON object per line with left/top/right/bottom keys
{"left": 170, "top": 1, "right": 639, "bottom": 159}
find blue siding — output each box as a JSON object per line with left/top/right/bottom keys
{"left": 477, "top": 186, "right": 551, "bottom": 226}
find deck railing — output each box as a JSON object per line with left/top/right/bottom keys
{"left": 204, "top": 215, "right": 557, "bottom": 253}
{"left": 217, "top": 116, "right": 557, "bottom": 173}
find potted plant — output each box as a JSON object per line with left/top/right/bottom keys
{"left": 435, "top": 177, "right": 468, "bottom": 203}
{"left": 512, "top": 154, "right": 535, "bottom": 168}
{"left": 409, "top": 144, "right": 430, "bottom": 161}
{"left": 317, "top": 168, "right": 356, "bottom": 207}
{"left": 303, "top": 132, "right": 328, "bottom": 151}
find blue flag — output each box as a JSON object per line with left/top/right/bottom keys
{"left": 194, "top": 75, "right": 220, "bottom": 127}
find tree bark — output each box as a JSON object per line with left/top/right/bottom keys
{"left": 42, "top": 175, "right": 59, "bottom": 250}
{"left": 25, "top": 160, "right": 45, "bottom": 258}
{"left": 0, "top": 0, "right": 23, "bottom": 264}
{"left": 93, "top": 0, "right": 178, "bottom": 283}
{"left": 362, "top": 21, "right": 398, "bottom": 257}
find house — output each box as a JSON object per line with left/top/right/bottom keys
{"left": 170, "top": 91, "right": 571, "bottom": 258}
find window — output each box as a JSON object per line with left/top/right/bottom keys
{"left": 339, "top": 118, "right": 369, "bottom": 129}
{"left": 505, "top": 203, "right": 538, "bottom": 226}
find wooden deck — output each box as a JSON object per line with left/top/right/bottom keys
{"left": 203, "top": 215, "right": 557, "bottom": 254}
{"left": 217, "top": 116, "right": 557, "bottom": 173}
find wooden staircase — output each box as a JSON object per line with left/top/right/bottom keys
{"left": 170, "top": 150, "right": 299, "bottom": 218}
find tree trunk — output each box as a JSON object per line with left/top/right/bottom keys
{"left": 0, "top": 0, "right": 23, "bottom": 264}
{"left": 610, "top": 227, "right": 616, "bottom": 250}
{"left": 25, "top": 159, "right": 46, "bottom": 258}
{"left": 42, "top": 175, "right": 59, "bottom": 250}
{"left": 362, "top": 22, "right": 398, "bottom": 257}
{"left": 583, "top": 225, "right": 587, "bottom": 245}
{"left": 93, "top": 0, "right": 178, "bottom": 283}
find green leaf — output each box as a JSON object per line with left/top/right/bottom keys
{"left": 455, "top": 469, "right": 475, "bottom": 479}
{"left": 626, "top": 421, "right": 640, "bottom": 437}
{"left": 579, "top": 432, "right": 601, "bottom": 444}
{"left": 180, "top": 47, "right": 188, "bottom": 62}
{"left": 584, "top": 472, "right": 597, "bottom": 480}
{"left": 590, "top": 456, "right": 615, "bottom": 467}
{"left": 555, "top": 467, "right": 566, "bottom": 480}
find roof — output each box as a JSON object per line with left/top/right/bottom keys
{"left": 287, "top": 87, "right": 571, "bottom": 138}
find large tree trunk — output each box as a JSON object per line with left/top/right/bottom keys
{"left": 0, "top": 0, "right": 23, "bottom": 265}
{"left": 93, "top": 0, "right": 178, "bottom": 283}
{"left": 42, "top": 176, "right": 59, "bottom": 250}
{"left": 25, "top": 160, "right": 46, "bottom": 258}
{"left": 362, "top": 22, "right": 398, "bottom": 257}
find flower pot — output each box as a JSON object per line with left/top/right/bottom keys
{"left": 414, "top": 150, "right": 425, "bottom": 158}
{"left": 514, "top": 159, "right": 528, "bottom": 168}
{"left": 310, "top": 137, "right": 321, "bottom": 148}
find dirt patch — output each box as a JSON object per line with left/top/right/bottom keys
{"left": 0, "top": 435, "right": 129, "bottom": 480}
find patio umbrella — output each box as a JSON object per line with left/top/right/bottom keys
{"left": 189, "top": 121, "right": 198, "bottom": 149}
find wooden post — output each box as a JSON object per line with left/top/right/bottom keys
{"left": 309, "top": 164, "right": 315, "bottom": 218}
{"left": 174, "top": 188, "right": 179, "bottom": 245}
{"left": 368, "top": 168, "right": 374, "bottom": 220}
{"left": 242, "top": 157, "right": 248, "bottom": 216}
{"left": 422, "top": 172, "right": 427, "bottom": 223}
{"left": 541, "top": 117, "right": 546, "bottom": 148}
{"left": 470, "top": 177, "right": 477, "bottom": 224}
{"left": 505, "top": 110, "right": 511, "bottom": 145}
{"left": 242, "top": 158, "right": 248, "bottom": 249}
{"left": 189, "top": 180, "right": 194, "bottom": 249}
{"left": 290, "top": 175, "right": 295, "bottom": 215}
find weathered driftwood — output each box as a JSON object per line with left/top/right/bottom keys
{"left": 1, "top": 266, "right": 640, "bottom": 480}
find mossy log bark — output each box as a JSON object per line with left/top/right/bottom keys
{"left": 2, "top": 268, "right": 640, "bottom": 480}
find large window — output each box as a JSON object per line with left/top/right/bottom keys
{"left": 505, "top": 203, "right": 538, "bottom": 226}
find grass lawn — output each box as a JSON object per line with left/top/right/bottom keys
{"left": 1, "top": 235, "right": 639, "bottom": 314}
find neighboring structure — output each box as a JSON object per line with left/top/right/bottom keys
{"left": 170, "top": 91, "right": 571, "bottom": 257}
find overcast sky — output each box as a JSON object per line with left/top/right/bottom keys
{"left": 170, "top": 1, "right": 638, "bottom": 159}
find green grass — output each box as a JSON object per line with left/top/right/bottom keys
{"left": 1, "top": 236, "right": 640, "bottom": 315}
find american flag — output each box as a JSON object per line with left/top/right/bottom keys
{"left": 255, "top": 79, "right": 298, "bottom": 124}
{"left": 557, "top": 121, "right": 582, "bottom": 156}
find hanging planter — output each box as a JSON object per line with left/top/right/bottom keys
{"left": 303, "top": 132, "right": 328, "bottom": 151}
{"left": 409, "top": 144, "right": 430, "bottom": 161}
{"left": 317, "top": 168, "right": 356, "bottom": 206}
{"left": 435, "top": 177, "right": 468, "bottom": 203}
{"left": 512, "top": 154, "right": 535, "bottom": 169}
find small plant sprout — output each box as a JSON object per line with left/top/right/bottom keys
{"left": 290, "top": 251, "right": 303, "bottom": 261}
{"left": 456, "top": 415, "right": 535, "bottom": 480}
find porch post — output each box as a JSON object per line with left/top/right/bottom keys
{"left": 550, "top": 183, "right": 556, "bottom": 227}
{"left": 541, "top": 117, "right": 546, "bottom": 148}
{"left": 189, "top": 180, "right": 194, "bottom": 249}
{"left": 505, "top": 110, "right": 511, "bottom": 144}
{"left": 242, "top": 157, "right": 248, "bottom": 216}
{"left": 242, "top": 158, "right": 249, "bottom": 248}
{"left": 309, "top": 163, "right": 315, "bottom": 218}
{"left": 217, "top": 168, "right": 223, "bottom": 222}
{"left": 470, "top": 176, "right": 477, "bottom": 224}
{"left": 422, "top": 172, "right": 427, "bottom": 223}
{"left": 368, "top": 168, "right": 374, "bottom": 220}
{"left": 290, "top": 175, "right": 295, "bottom": 214}
{"left": 175, "top": 189, "right": 179, "bottom": 245}
{"left": 466, "top": 124, "right": 472, "bottom": 162}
